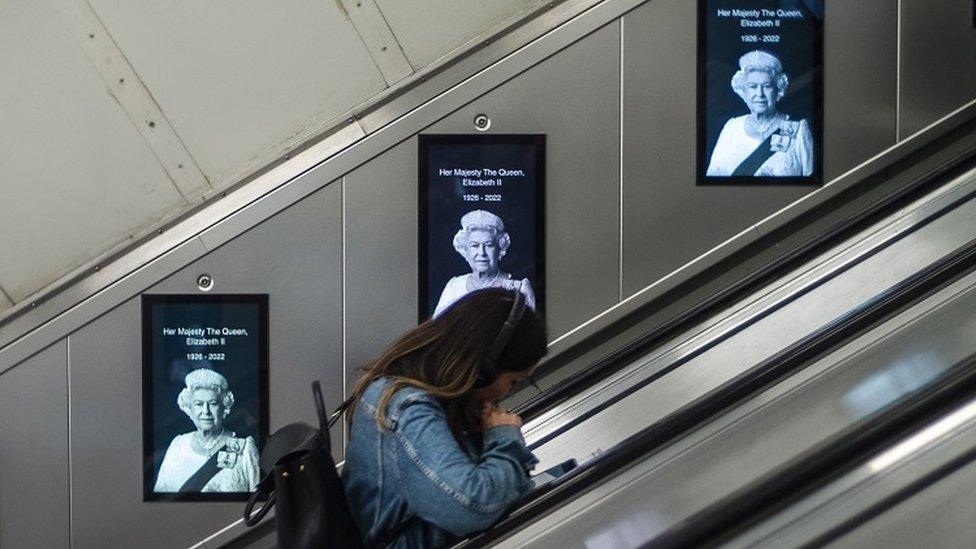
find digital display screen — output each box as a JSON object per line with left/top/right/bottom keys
{"left": 142, "top": 294, "right": 269, "bottom": 502}
{"left": 418, "top": 134, "right": 546, "bottom": 321}
{"left": 697, "top": 0, "right": 824, "bottom": 185}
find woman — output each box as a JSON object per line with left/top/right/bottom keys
{"left": 343, "top": 289, "right": 547, "bottom": 547}
{"left": 433, "top": 209, "right": 536, "bottom": 317}
{"left": 706, "top": 50, "right": 814, "bottom": 178}
{"left": 153, "top": 368, "right": 260, "bottom": 493}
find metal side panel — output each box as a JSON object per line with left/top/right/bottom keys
{"left": 726, "top": 397, "right": 976, "bottom": 547}
{"left": 153, "top": 181, "right": 345, "bottom": 451}
{"left": 523, "top": 166, "right": 976, "bottom": 445}
{"left": 620, "top": 0, "right": 806, "bottom": 298}
{"left": 344, "top": 19, "right": 622, "bottom": 390}
{"left": 620, "top": 0, "right": 898, "bottom": 297}
{"left": 899, "top": 0, "right": 976, "bottom": 138}
{"left": 68, "top": 298, "right": 240, "bottom": 549}
{"left": 343, "top": 142, "right": 419, "bottom": 395}
{"left": 829, "top": 451, "right": 976, "bottom": 548}
{"left": 424, "top": 21, "right": 622, "bottom": 340}
{"left": 0, "top": 341, "right": 69, "bottom": 549}
{"left": 67, "top": 183, "right": 342, "bottom": 549}
{"left": 504, "top": 265, "right": 976, "bottom": 548}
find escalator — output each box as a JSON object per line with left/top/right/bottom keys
{"left": 449, "top": 128, "right": 976, "bottom": 546}
{"left": 490, "top": 247, "right": 976, "bottom": 547}
{"left": 210, "top": 115, "right": 976, "bottom": 549}
{"left": 726, "top": 382, "right": 976, "bottom": 548}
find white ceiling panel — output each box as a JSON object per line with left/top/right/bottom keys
{"left": 0, "top": 0, "right": 185, "bottom": 302}
{"left": 85, "top": 0, "right": 388, "bottom": 186}
{"left": 376, "top": 0, "right": 539, "bottom": 69}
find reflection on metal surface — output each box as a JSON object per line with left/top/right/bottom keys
{"left": 841, "top": 353, "right": 943, "bottom": 419}
{"left": 583, "top": 508, "right": 663, "bottom": 549}
{"left": 524, "top": 169, "right": 976, "bottom": 468}
{"left": 868, "top": 399, "right": 976, "bottom": 472}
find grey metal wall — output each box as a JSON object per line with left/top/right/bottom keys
{"left": 345, "top": 21, "right": 621, "bottom": 392}
{"left": 900, "top": 0, "right": 976, "bottom": 138}
{"left": 62, "top": 182, "right": 342, "bottom": 549}
{"left": 0, "top": 341, "right": 69, "bottom": 549}
{"left": 621, "top": 0, "right": 898, "bottom": 295}
{"left": 1, "top": 1, "right": 974, "bottom": 547}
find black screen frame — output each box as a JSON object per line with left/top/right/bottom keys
{"left": 141, "top": 293, "right": 270, "bottom": 502}
{"left": 417, "top": 133, "right": 547, "bottom": 323}
{"left": 696, "top": 0, "right": 825, "bottom": 187}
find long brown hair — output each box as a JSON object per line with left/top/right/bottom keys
{"left": 348, "top": 289, "right": 547, "bottom": 439}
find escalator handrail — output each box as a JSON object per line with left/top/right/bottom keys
{"left": 457, "top": 223, "right": 976, "bottom": 547}
{"left": 517, "top": 126, "right": 976, "bottom": 422}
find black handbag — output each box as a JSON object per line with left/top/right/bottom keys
{"left": 243, "top": 381, "right": 364, "bottom": 549}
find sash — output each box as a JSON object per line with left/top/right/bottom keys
{"left": 732, "top": 133, "right": 776, "bottom": 176}
{"left": 179, "top": 444, "right": 228, "bottom": 492}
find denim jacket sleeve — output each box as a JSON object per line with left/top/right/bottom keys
{"left": 389, "top": 395, "right": 538, "bottom": 536}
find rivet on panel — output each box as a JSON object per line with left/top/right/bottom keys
{"left": 380, "top": 45, "right": 388, "bottom": 52}
{"left": 299, "top": 464, "right": 306, "bottom": 472}
{"left": 196, "top": 274, "right": 214, "bottom": 292}
{"left": 282, "top": 471, "right": 290, "bottom": 478}
{"left": 147, "top": 121, "right": 156, "bottom": 128}
{"left": 177, "top": 164, "right": 183, "bottom": 169}
{"left": 118, "top": 78, "right": 125, "bottom": 84}
{"left": 94, "top": 266, "right": 100, "bottom": 272}
{"left": 31, "top": 302, "right": 37, "bottom": 308}
{"left": 88, "top": 33, "right": 95, "bottom": 39}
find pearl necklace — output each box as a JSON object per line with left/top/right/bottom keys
{"left": 750, "top": 113, "right": 780, "bottom": 137}
{"left": 193, "top": 428, "right": 226, "bottom": 453}
{"left": 469, "top": 272, "right": 499, "bottom": 290}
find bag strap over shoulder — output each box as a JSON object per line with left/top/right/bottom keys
{"left": 328, "top": 394, "right": 356, "bottom": 429}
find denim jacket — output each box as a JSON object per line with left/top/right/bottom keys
{"left": 342, "top": 378, "right": 538, "bottom": 548}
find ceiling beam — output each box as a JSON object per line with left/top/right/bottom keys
{"left": 47, "top": 0, "right": 212, "bottom": 202}
{"left": 336, "top": 0, "right": 414, "bottom": 86}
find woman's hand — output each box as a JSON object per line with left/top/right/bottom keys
{"left": 482, "top": 401, "right": 523, "bottom": 430}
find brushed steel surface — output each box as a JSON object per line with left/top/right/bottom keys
{"left": 899, "top": 0, "right": 976, "bottom": 138}
{"left": 822, "top": 0, "right": 899, "bottom": 180}
{"left": 727, "top": 396, "right": 976, "bottom": 548}
{"left": 0, "top": 340, "right": 69, "bottom": 549}
{"left": 530, "top": 188, "right": 976, "bottom": 471}
{"left": 343, "top": 142, "right": 419, "bottom": 394}
{"left": 505, "top": 267, "right": 976, "bottom": 548}
{"left": 829, "top": 447, "right": 976, "bottom": 547}
{"left": 524, "top": 168, "right": 976, "bottom": 450}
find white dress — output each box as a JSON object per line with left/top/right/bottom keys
{"left": 153, "top": 432, "right": 260, "bottom": 493}
{"left": 433, "top": 274, "right": 536, "bottom": 317}
{"left": 706, "top": 115, "right": 814, "bottom": 177}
